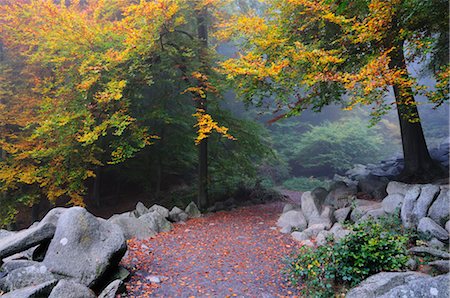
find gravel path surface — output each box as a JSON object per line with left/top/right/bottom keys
{"left": 120, "top": 202, "right": 301, "bottom": 297}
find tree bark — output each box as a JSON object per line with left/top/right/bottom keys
{"left": 196, "top": 7, "right": 209, "bottom": 209}
{"left": 389, "top": 42, "right": 445, "bottom": 182}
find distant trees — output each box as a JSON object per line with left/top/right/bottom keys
{"left": 220, "top": 0, "right": 449, "bottom": 182}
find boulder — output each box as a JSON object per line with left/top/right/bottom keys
{"left": 109, "top": 213, "right": 156, "bottom": 240}
{"left": 1, "top": 264, "right": 55, "bottom": 291}
{"left": 428, "top": 187, "right": 450, "bottom": 226}
{"left": 39, "top": 208, "right": 67, "bottom": 227}
{"left": 282, "top": 204, "right": 295, "bottom": 214}
{"left": 324, "top": 185, "right": 356, "bottom": 209}
{"left": 382, "top": 194, "right": 404, "bottom": 214}
{"left": 428, "top": 238, "right": 446, "bottom": 250}
{"left": 99, "top": 279, "right": 123, "bottom": 298}
{"left": 378, "top": 273, "right": 449, "bottom": 298}
{"left": 1, "top": 260, "right": 40, "bottom": 274}
{"left": 446, "top": 220, "right": 450, "bottom": 233}
{"left": 148, "top": 204, "right": 170, "bottom": 218}
{"left": 315, "top": 230, "right": 332, "bottom": 246}
{"left": 139, "top": 211, "right": 172, "bottom": 233}
{"left": 311, "top": 187, "right": 328, "bottom": 205}
{"left": 302, "top": 224, "right": 327, "bottom": 238}
{"left": 0, "top": 230, "right": 14, "bottom": 240}
{"left": 386, "top": 181, "right": 410, "bottom": 196}
{"left": 412, "top": 184, "right": 440, "bottom": 223}
{"left": 428, "top": 260, "right": 450, "bottom": 274}
{"left": 43, "top": 207, "right": 127, "bottom": 287}
{"left": 0, "top": 280, "right": 57, "bottom": 298}
{"left": 357, "top": 175, "right": 388, "bottom": 200}
{"left": 276, "top": 210, "right": 307, "bottom": 234}
{"left": 345, "top": 164, "right": 370, "bottom": 180}
{"left": 308, "top": 205, "right": 335, "bottom": 229}
{"left": 185, "top": 202, "right": 201, "bottom": 218}
{"left": 329, "top": 223, "right": 352, "bottom": 241}
{"left": 417, "top": 217, "right": 449, "bottom": 242}
{"left": 168, "top": 207, "right": 189, "bottom": 222}
{"left": 409, "top": 246, "right": 450, "bottom": 259}
{"left": 350, "top": 202, "right": 382, "bottom": 222}
{"left": 291, "top": 231, "right": 309, "bottom": 242}
{"left": 0, "top": 223, "right": 56, "bottom": 259}
{"left": 48, "top": 280, "right": 96, "bottom": 298}
{"left": 301, "top": 191, "right": 321, "bottom": 221}
{"left": 134, "top": 202, "right": 149, "bottom": 217}
{"left": 358, "top": 208, "right": 385, "bottom": 222}
{"left": 334, "top": 207, "right": 351, "bottom": 223}
{"left": 346, "top": 271, "right": 429, "bottom": 298}
{"left": 401, "top": 185, "right": 421, "bottom": 229}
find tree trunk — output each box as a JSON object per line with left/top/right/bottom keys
{"left": 389, "top": 42, "right": 445, "bottom": 182}
{"left": 92, "top": 168, "right": 101, "bottom": 207}
{"left": 196, "top": 7, "right": 209, "bottom": 209}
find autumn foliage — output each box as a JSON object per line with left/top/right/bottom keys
{"left": 0, "top": 0, "right": 234, "bottom": 221}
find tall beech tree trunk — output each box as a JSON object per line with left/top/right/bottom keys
{"left": 389, "top": 41, "right": 444, "bottom": 182}
{"left": 196, "top": 7, "right": 208, "bottom": 209}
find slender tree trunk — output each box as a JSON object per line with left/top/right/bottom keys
{"left": 196, "top": 7, "right": 209, "bottom": 209}
{"left": 389, "top": 41, "right": 444, "bottom": 182}
{"left": 92, "top": 168, "right": 101, "bottom": 207}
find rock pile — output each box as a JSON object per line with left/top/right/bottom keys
{"left": 343, "top": 138, "right": 449, "bottom": 182}
{"left": 108, "top": 201, "right": 200, "bottom": 240}
{"left": 0, "top": 207, "right": 126, "bottom": 298}
{"left": 0, "top": 201, "right": 202, "bottom": 297}
{"left": 278, "top": 179, "right": 450, "bottom": 249}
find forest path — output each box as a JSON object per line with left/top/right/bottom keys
{"left": 120, "top": 202, "right": 301, "bottom": 297}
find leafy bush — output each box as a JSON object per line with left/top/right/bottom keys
{"left": 291, "top": 117, "right": 385, "bottom": 172}
{"left": 335, "top": 219, "right": 409, "bottom": 286}
{"left": 286, "top": 245, "right": 336, "bottom": 298}
{"left": 282, "top": 176, "right": 330, "bottom": 191}
{"left": 285, "top": 214, "right": 409, "bottom": 297}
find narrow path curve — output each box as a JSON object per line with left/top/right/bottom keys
{"left": 120, "top": 202, "right": 301, "bottom": 297}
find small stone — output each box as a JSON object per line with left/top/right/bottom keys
{"left": 146, "top": 275, "right": 161, "bottom": 283}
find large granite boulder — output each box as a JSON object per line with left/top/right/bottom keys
{"left": 358, "top": 175, "right": 389, "bottom": 200}
{"left": 133, "top": 202, "right": 149, "bottom": 217}
{"left": 109, "top": 213, "right": 156, "bottom": 240}
{"left": 1, "top": 264, "right": 55, "bottom": 292}
{"left": 334, "top": 207, "right": 351, "bottom": 223}
{"left": 401, "top": 185, "right": 421, "bottom": 229}
{"left": 139, "top": 211, "right": 172, "bottom": 233}
{"left": 168, "top": 207, "right": 189, "bottom": 222}
{"left": 378, "top": 273, "right": 449, "bottom": 298}
{"left": 417, "top": 217, "right": 449, "bottom": 242}
{"left": 346, "top": 271, "right": 429, "bottom": 298}
{"left": 428, "top": 187, "right": 450, "bottom": 226}
{"left": 386, "top": 181, "right": 410, "bottom": 196}
{"left": 308, "top": 205, "right": 335, "bottom": 229}
{"left": 148, "top": 204, "right": 170, "bottom": 218}
{"left": 301, "top": 191, "right": 321, "bottom": 221}
{"left": 0, "top": 280, "right": 57, "bottom": 298}
{"left": 412, "top": 184, "right": 440, "bottom": 223}
{"left": 43, "top": 207, "right": 127, "bottom": 287}
{"left": 324, "top": 184, "right": 357, "bottom": 209}
{"left": 185, "top": 202, "right": 201, "bottom": 218}
{"left": 48, "top": 280, "right": 96, "bottom": 298}
{"left": 382, "top": 193, "right": 404, "bottom": 214}
{"left": 277, "top": 210, "right": 307, "bottom": 234}
{"left": 0, "top": 223, "right": 56, "bottom": 259}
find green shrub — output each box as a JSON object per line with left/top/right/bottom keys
{"left": 285, "top": 245, "right": 336, "bottom": 298}
{"left": 291, "top": 117, "right": 385, "bottom": 172}
{"left": 335, "top": 219, "right": 409, "bottom": 286}
{"left": 282, "top": 176, "right": 330, "bottom": 191}
{"left": 285, "top": 214, "right": 410, "bottom": 297}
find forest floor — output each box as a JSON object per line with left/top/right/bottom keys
{"left": 120, "top": 200, "right": 303, "bottom": 298}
